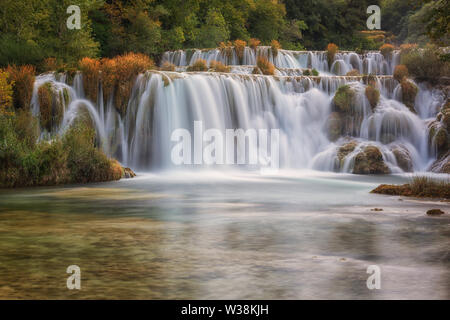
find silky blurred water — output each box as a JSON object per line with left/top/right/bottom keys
{"left": 0, "top": 170, "right": 449, "bottom": 299}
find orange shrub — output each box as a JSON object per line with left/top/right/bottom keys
{"left": 187, "top": 59, "right": 208, "bottom": 72}
{"left": 6, "top": 65, "right": 35, "bottom": 109}
{"left": 111, "top": 53, "right": 153, "bottom": 116}
{"left": 78, "top": 53, "right": 154, "bottom": 116}
{"left": 346, "top": 69, "right": 360, "bottom": 76}
{"left": 79, "top": 57, "right": 101, "bottom": 102}
{"left": 326, "top": 43, "right": 338, "bottom": 67}
{"left": 380, "top": 43, "right": 395, "bottom": 58}
{"left": 99, "top": 57, "right": 117, "bottom": 102}
{"left": 234, "top": 39, "right": 247, "bottom": 62}
{"left": 271, "top": 40, "right": 281, "bottom": 57}
{"left": 394, "top": 65, "right": 408, "bottom": 82}
{"left": 253, "top": 56, "right": 275, "bottom": 75}
{"left": 219, "top": 41, "right": 233, "bottom": 60}
{"left": 249, "top": 38, "right": 261, "bottom": 51}
{"left": 161, "top": 61, "right": 176, "bottom": 71}
{"left": 209, "top": 60, "right": 230, "bottom": 73}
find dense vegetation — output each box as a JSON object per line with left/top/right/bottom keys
{"left": 0, "top": 108, "right": 124, "bottom": 188}
{"left": 0, "top": 0, "right": 448, "bottom": 69}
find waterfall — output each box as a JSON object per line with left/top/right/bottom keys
{"left": 162, "top": 47, "right": 399, "bottom": 75}
{"left": 29, "top": 47, "right": 443, "bottom": 174}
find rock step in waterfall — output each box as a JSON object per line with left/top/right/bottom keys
{"left": 29, "top": 46, "right": 448, "bottom": 174}
{"left": 162, "top": 46, "right": 400, "bottom": 75}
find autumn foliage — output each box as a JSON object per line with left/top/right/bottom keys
{"left": 249, "top": 38, "right": 261, "bottom": 51}
{"left": 253, "top": 56, "right": 275, "bottom": 75}
{"left": 209, "top": 60, "right": 230, "bottom": 73}
{"left": 380, "top": 43, "right": 395, "bottom": 58}
{"left": 326, "top": 43, "right": 338, "bottom": 67}
{"left": 187, "top": 59, "right": 208, "bottom": 72}
{"left": 234, "top": 39, "right": 247, "bottom": 62}
{"left": 78, "top": 53, "right": 154, "bottom": 116}
{"left": 5, "top": 65, "right": 36, "bottom": 109}
{"left": 271, "top": 40, "right": 281, "bottom": 57}
{"left": 393, "top": 65, "right": 408, "bottom": 82}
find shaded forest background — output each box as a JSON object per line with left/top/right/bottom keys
{"left": 0, "top": 0, "right": 448, "bottom": 68}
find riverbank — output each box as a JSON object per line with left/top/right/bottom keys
{"left": 0, "top": 112, "right": 134, "bottom": 188}
{"left": 371, "top": 176, "right": 450, "bottom": 199}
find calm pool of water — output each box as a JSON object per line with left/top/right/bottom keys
{"left": 0, "top": 170, "right": 449, "bottom": 299}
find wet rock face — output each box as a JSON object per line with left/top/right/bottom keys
{"left": 431, "top": 151, "right": 450, "bottom": 173}
{"left": 400, "top": 79, "right": 418, "bottom": 113}
{"left": 334, "top": 142, "right": 390, "bottom": 174}
{"left": 365, "top": 85, "right": 380, "bottom": 110}
{"left": 353, "top": 145, "right": 390, "bottom": 174}
{"left": 430, "top": 99, "right": 450, "bottom": 171}
{"left": 392, "top": 146, "right": 413, "bottom": 172}
{"left": 337, "top": 140, "right": 357, "bottom": 161}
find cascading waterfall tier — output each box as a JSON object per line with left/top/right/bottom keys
{"left": 30, "top": 49, "right": 444, "bottom": 174}
{"left": 162, "top": 46, "right": 400, "bottom": 76}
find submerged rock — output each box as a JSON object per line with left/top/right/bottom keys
{"left": 426, "top": 209, "right": 445, "bottom": 216}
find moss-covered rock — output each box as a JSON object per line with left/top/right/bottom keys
{"left": 337, "top": 140, "right": 358, "bottom": 166}
{"left": 353, "top": 145, "right": 390, "bottom": 174}
{"left": 365, "top": 85, "right": 380, "bottom": 110}
{"left": 346, "top": 69, "right": 360, "bottom": 76}
{"left": 441, "top": 107, "right": 450, "bottom": 129}
{"left": 434, "top": 127, "right": 449, "bottom": 150}
{"left": 333, "top": 85, "right": 356, "bottom": 113}
{"left": 400, "top": 79, "right": 418, "bottom": 113}
{"left": 362, "top": 74, "right": 377, "bottom": 87}
{"left": 38, "top": 83, "right": 53, "bottom": 131}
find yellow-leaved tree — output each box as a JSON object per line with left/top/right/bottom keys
{"left": 0, "top": 70, "right": 14, "bottom": 115}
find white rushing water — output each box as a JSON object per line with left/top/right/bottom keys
{"left": 162, "top": 46, "right": 400, "bottom": 75}
{"left": 29, "top": 47, "right": 444, "bottom": 174}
